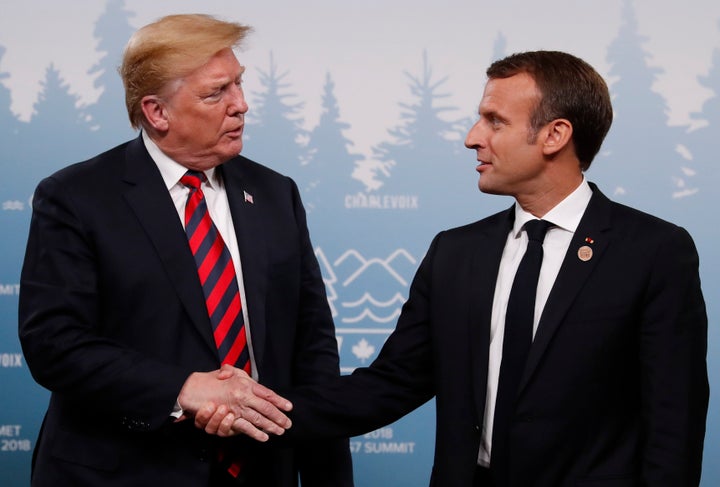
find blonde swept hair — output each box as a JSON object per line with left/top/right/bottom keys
{"left": 120, "top": 14, "right": 252, "bottom": 129}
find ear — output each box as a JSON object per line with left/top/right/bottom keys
{"left": 541, "top": 118, "right": 573, "bottom": 157}
{"left": 140, "top": 95, "right": 170, "bottom": 132}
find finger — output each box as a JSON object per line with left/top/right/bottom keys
{"left": 231, "top": 417, "right": 270, "bottom": 442}
{"left": 207, "top": 405, "right": 232, "bottom": 435}
{"left": 217, "top": 364, "right": 238, "bottom": 380}
{"left": 251, "top": 382, "right": 293, "bottom": 412}
{"left": 240, "top": 395, "right": 292, "bottom": 431}
{"left": 194, "top": 402, "right": 218, "bottom": 430}
{"left": 237, "top": 406, "right": 288, "bottom": 436}
{"left": 226, "top": 378, "right": 292, "bottom": 429}
{"left": 214, "top": 412, "right": 236, "bottom": 437}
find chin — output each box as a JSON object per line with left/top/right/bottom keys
{"left": 220, "top": 142, "right": 243, "bottom": 159}
{"left": 478, "top": 180, "right": 501, "bottom": 196}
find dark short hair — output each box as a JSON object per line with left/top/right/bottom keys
{"left": 487, "top": 50, "right": 613, "bottom": 170}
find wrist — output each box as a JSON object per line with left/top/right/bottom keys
{"left": 177, "top": 371, "right": 204, "bottom": 414}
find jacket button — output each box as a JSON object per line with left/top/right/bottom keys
{"left": 198, "top": 448, "right": 209, "bottom": 462}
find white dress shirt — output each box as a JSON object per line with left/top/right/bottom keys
{"left": 142, "top": 131, "right": 259, "bottom": 380}
{"left": 478, "top": 178, "right": 593, "bottom": 466}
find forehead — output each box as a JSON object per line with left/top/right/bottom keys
{"left": 186, "top": 48, "right": 245, "bottom": 84}
{"left": 478, "top": 72, "right": 539, "bottom": 115}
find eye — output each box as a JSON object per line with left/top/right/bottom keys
{"left": 204, "top": 88, "right": 223, "bottom": 101}
{"left": 487, "top": 115, "right": 504, "bottom": 130}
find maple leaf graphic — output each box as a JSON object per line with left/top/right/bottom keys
{"left": 352, "top": 338, "right": 375, "bottom": 363}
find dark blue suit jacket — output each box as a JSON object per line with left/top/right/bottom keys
{"left": 19, "top": 135, "right": 352, "bottom": 487}
{"left": 287, "top": 184, "right": 708, "bottom": 487}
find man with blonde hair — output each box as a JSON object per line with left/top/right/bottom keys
{"left": 19, "top": 14, "right": 352, "bottom": 487}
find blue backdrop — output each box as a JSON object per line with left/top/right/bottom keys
{"left": 0, "top": 1, "right": 718, "bottom": 485}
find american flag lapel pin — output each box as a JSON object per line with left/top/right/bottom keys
{"left": 244, "top": 191, "right": 254, "bottom": 204}
{"left": 577, "top": 237, "right": 594, "bottom": 262}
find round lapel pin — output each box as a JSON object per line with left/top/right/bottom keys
{"left": 578, "top": 245, "right": 593, "bottom": 262}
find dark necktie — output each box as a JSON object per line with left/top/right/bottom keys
{"left": 181, "top": 170, "right": 251, "bottom": 374}
{"left": 491, "top": 219, "right": 552, "bottom": 484}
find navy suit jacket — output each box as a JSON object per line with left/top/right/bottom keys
{"left": 287, "top": 184, "right": 708, "bottom": 487}
{"left": 19, "top": 135, "right": 352, "bottom": 487}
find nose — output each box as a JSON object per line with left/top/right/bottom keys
{"left": 465, "top": 120, "right": 485, "bottom": 150}
{"left": 227, "top": 84, "right": 248, "bottom": 116}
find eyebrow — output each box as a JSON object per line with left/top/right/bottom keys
{"left": 479, "top": 106, "right": 503, "bottom": 119}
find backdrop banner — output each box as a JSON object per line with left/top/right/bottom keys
{"left": 1, "top": 1, "right": 718, "bottom": 485}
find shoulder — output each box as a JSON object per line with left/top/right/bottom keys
{"left": 221, "top": 154, "right": 299, "bottom": 196}
{"left": 224, "top": 154, "right": 292, "bottom": 182}
{"left": 586, "top": 187, "right": 699, "bottom": 261}
{"left": 423, "top": 208, "right": 512, "bottom": 259}
{"left": 437, "top": 208, "right": 511, "bottom": 240}
{"left": 589, "top": 181, "right": 679, "bottom": 229}
{"left": 42, "top": 139, "right": 135, "bottom": 187}
{"left": 607, "top": 199, "right": 691, "bottom": 243}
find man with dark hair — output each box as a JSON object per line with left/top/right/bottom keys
{"left": 19, "top": 14, "right": 352, "bottom": 487}
{"left": 202, "top": 49, "right": 709, "bottom": 487}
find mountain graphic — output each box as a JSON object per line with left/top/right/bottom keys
{"left": 334, "top": 248, "right": 416, "bottom": 287}
{"left": 314, "top": 247, "right": 340, "bottom": 317}
{"left": 336, "top": 261, "right": 408, "bottom": 326}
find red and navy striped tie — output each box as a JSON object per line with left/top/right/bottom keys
{"left": 181, "top": 170, "right": 251, "bottom": 374}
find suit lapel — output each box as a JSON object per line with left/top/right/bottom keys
{"left": 121, "top": 136, "right": 217, "bottom": 355}
{"left": 219, "top": 161, "right": 269, "bottom": 372}
{"left": 469, "top": 208, "right": 514, "bottom": 422}
{"left": 519, "top": 185, "right": 613, "bottom": 393}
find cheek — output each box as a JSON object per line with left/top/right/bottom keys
{"left": 192, "top": 106, "right": 224, "bottom": 126}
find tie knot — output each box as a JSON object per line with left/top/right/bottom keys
{"left": 524, "top": 219, "right": 552, "bottom": 243}
{"left": 180, "top": 170, "right": 206, "bottom": 190}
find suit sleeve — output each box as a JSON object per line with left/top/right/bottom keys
{"left": 639, "top": 225, "right": 708, "bottom": 486}
{"left": 285, "top": 232, "right": 439, "bottom": 441}
{"left": 285, "top": 179, "right": 355, "bottom": 487}
{"left": 18, "top": 176, "right": 190, "bottom": 430}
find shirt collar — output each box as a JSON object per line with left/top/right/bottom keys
{"left": 142, "top": 130, "right": 219, "bottom": 190}
{"left": 512, "top": 177, "right": 593, "bottom": 237}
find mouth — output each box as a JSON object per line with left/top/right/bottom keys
{"left": 476, "top": 160, "right": 491, "bottom": 172}
{"left": 226, "top": 125, "right": 243, "bottom": 138}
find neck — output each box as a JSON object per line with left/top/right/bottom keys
{"left": 516, "top": 172, "right": 584, "bottom": 218}
{"left": 143, "top": 129, "right": 225, "bottom": 171}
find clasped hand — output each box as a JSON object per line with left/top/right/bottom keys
{"left": 178, "top": 364, "right": 292, "bottom": 441}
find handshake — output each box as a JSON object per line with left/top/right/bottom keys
{"left": 177, "top": 364, "right": 293, "bottom": 441}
